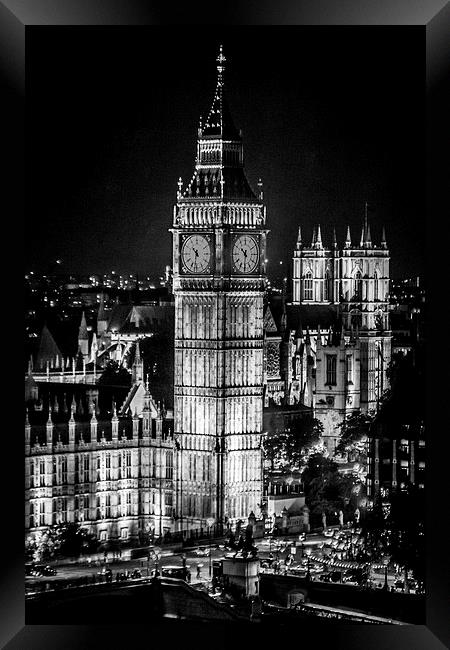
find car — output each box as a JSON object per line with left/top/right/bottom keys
{"left": 161, "top": 565, "right": 191, "bottom": 581}
{"left": 25, "top": 563, "right": 37, "bottom": 577}
{"left": 318, "top": 573, "right": 333, "bottom": 582}
{"left": 289, "top": 568, "right": 307, "bottom": 577}
{"left": 194, "top": 547, "right": 210, "bottom": 557}
{"left": 27, "top": 564, "right": 57, "bottom": 577}
{"left": 394, "top": 578, "right": 417, "bottom": 591}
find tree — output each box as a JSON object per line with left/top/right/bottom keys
{"left": 263, "top": 433, "right": 285, "bottom": 469}
{"left": 301, "top": 453, "right": 359, "bottom": 526}
{"left": 285, "top": 417, "right": 324, "bottom": 466}
{"left": 335, "top": 410, "right": 374, "bottom": 456}
{"left": 263, "top": 418, "right": 324, "bottom": 470}
{"left": 98, "top": 360, "right": 131, "bottom": 387}
{"left": 25, "top": 523, "right": 99, "bottom": 562}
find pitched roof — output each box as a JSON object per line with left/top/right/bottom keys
{"left": 263, "top": 304, "right": 278, "bottom": 334}
{"left": 34, "top": 325, "right": 63, "bottom": 369}
{"left": 106, "top": 304, "right": 174, "bottom": 334}
{"left": 202, "top": 83, "right": 241, "bottom": 140}
{"left": 286, "top": 304, "right": 340, "bottom": 332}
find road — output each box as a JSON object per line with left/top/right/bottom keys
{"left": 26, "top": 543, "right": 228, "bottom": 593}
{"left": 26, "top": 529, "right": 408, "bottom": 594}
{"left": 255, "top": 530, "right": 403, "bottom": 591}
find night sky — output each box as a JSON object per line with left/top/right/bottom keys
{"left": 26, "top": 26, "right": 425, "bottom": 280}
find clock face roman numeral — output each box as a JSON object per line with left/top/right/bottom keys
{"left": 232, "top": 235, "right": 259, "bottom": 274}
{"left": 181, "top": 235, "right": 211, "bottom": 273}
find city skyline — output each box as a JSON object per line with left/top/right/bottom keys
{"left": 26, "top": 27, "right": 425, "bottom": 280}
{"left": 24, "top": 27, "right": 428, "bottom": 627}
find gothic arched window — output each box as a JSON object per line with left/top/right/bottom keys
{"left": 324, "top": 269, "right": 332, "bottom": 301}
{"left": 304, "top": 271, "right": 313, "bottom": 300}
{"left": 374, "top": 271, "right": 379, "bottom": 301}
{"left": 350, "top": 310, "right": 362, "bottom": 330}
{"left": 354, "top": 270, "right": 362, "bottom": 301}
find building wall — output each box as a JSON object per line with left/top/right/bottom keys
{"left": 288, "top": 228, "right": 392, "bottom": 430}
{"left": 25, "top": 411, "right": 175, "bottom": 544}
{"left": 366, "top": 423, "right": 425, "bottom": 498}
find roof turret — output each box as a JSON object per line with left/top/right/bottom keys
{"left": 78, "top": 311, "right": 88, "bottom": 340}
{"left": 181, "top": 46, "right": 258, "bottom": 202}
{"left": 332, "top": 227, "right": 337, "bottom": 249}
{"left": 345, "top": 225, "right": 352, "bottom": 248}
{"left": 315, "top": 224, "right": 323, "bottom": 249}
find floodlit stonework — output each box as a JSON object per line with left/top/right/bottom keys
{"left": 171, "top": 46, "right": 266, "bottom": 530}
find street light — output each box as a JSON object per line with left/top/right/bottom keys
{"left": 305, "top": 547, "right": 312, "bottom": 581}
{"left": 155, "top": 550, "right": 162, "bottom": 577}
{"left": 382, "top": 555, "right": 390, "bottom": 591}
{"left": 206, "top": 517, "right": 215, "bottom": 578}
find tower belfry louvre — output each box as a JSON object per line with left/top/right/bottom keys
{"left": 171, "top": 46, "right": 267, "bottom": 532}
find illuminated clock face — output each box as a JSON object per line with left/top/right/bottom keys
{"left": 232, "top": 235, "right": 259, "bottom": 273}
{"left": 181, "top": 234, "right": 211, "bottom": 273}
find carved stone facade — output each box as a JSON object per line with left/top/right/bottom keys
{"left": 172, "top": 47, "right": 267, "bottom": 530}
{"left": 262, "top": 218, "right": 392, "bottom": 452}
{"left": 25, "top": 383, "right": 175, "bottom": 543}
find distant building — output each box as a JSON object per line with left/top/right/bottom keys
{"left": 366, "top": 350, "right": 425, "bottom": 500}
{"left": 262, "top": 214, "right": 392, "bottom": 452}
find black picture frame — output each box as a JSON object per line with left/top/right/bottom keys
{"left": 5, "top": 0, "right": 449, "bottom": 647}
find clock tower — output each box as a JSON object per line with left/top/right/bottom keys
{"left": 171, "top": 46, "right": 267, "bottom": 533}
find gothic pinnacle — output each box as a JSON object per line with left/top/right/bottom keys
{"left": 332, "top": 227, "right": 337, "bottom": 248}
{"left": 216, "top": 44, "right": 226, "bottom": 85}
{"left": 316, "top": 224, "right": 323, "bottom": 248}
{"left": 257, "top": 178, "right": 263, "bottom": 201}
{"left": 345, "top": 225, "right": 352, "bottom": 248}
{"left": 381, "top": 225, "right": 387, "bottom": 249}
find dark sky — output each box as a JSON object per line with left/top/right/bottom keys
{"left": 26, "top": 26, "right": 425, "bottom": 280}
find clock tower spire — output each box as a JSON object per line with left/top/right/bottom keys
{"left": 171, "top": 47, "right": 267, "bottom": 534}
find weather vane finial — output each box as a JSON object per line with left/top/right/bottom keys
{"left": 216, "top": 44, "right": 226, "bottom": 85}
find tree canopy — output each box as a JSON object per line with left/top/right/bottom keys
{"left": 263, "top": 417, "right": 323, "bottom": 469}
{"left": 301, "top": 453, "right": 359, "bottom": 525}
{"left": 25, "top": 523, "right": 99, "bottom": 563}
{"left": 335, "top": 410, "right": 374, "bottom": 456}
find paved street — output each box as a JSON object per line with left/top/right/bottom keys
{"left": 26, "top": 529, "right": 408, "bottom": 595}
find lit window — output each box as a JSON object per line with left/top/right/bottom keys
{"left": 346, "top": 355, "right": 353, "bottom": 384}
{"left": 354, "top": 271, "right": 362, "bottom": 301}
{"left": 165, "top": 451, "right": 173, "bottom": 479}
{"left": 304, "top": 272, "right": 313, "bottom": 301}
{"left": 326, "top": 355, "right": 337, "bottom": 385}
{"left": 164, "top": 492, "right": 173, "bottom": 517}
{"left": 39, "top": 501, "right": 46, "bottom": 526}
{"left": 324, "top": 270, "right": 330, "bottom": 301}
{"left": 30, "top": 460, "right": 35, "bottom": 488}
{"left": 39, "top": 459, "right": 46, "bottom": 487}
